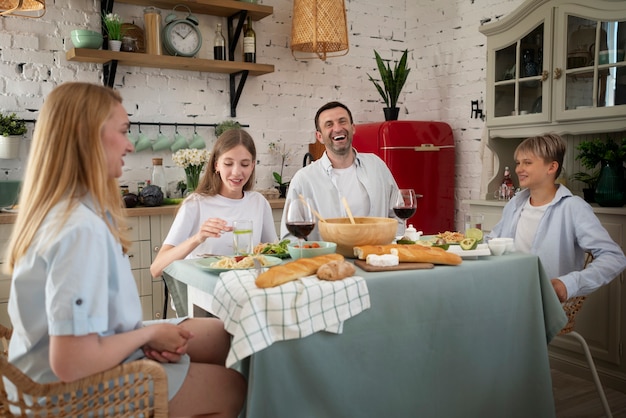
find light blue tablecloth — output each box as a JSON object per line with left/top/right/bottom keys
{"left": 163, "top": 253, "right": 567, "bottom": 418}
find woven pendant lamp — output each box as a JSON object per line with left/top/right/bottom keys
{"left": 0, "top": 0, "right": 45, "bottom": 17}
{"left": 290, "top": 0, "right": 349, "bottom": 60}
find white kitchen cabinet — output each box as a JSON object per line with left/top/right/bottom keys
{"left": 0, "top": 224, "right": 12, "bottom": 327}
{"left": 466, "top": 199, "right": 626, "bottom": 392}
{"left": 480, "top": 0, "right": 626, "bottom": 140}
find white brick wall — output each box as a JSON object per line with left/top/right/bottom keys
{"left": 0, "top": 0, "right": 525, "bottom": 230}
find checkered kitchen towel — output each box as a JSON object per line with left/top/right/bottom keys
{"left": 211, "top": 269, "right": 370, "bottom": 368}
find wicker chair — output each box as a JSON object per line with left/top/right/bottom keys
{"left": 0, "top": 332, "right": 169, "bottom": 418}
{"left": 557, "top": 254, "right": 612, "bottom": 418}
{"left": 0, "top": 323, "right": 11, "bottom": 358}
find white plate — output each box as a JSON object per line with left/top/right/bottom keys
{"left": 1, "top": 206, "right": 17, "bottom": 213}
{"left": 446, "top": 243, "right": 491, "bottom": 258}
{"left": 195, "top": 255, "right": 283, "bottom": 273}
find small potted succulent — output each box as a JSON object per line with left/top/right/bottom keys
{"left": 367, "top": 49, "right": 411, "bottom": 121}
{"left": 0, "top": 112, "right": 27, "bottom": 159}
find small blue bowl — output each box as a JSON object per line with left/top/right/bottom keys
{"left": 70, "top": 30, "right": 103, "bottom": 49}
{"left": 287, "top": 241, "right": 337, "bottom": 260}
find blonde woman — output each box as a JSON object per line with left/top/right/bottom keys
{"left": 6, "top": 82, "right": 245, "bottom": 417}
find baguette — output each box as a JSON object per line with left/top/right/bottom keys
{"left": 316, "top": 259, "right": 356, "bottom": 281}
{"left": 353, "top": 244, "right": 462, "bottom": 266}
{"left": 255, "top": 253, "right": 344, "bottom": 288}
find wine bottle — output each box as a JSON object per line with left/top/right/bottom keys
{"left": 213, "top": 23, "right": 226, "bottom": 61}
{"left": 243, "top": 16, "right": 256, "bottom": 63}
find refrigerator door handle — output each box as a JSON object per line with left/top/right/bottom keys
{"left": 381, "top": 144, "right": 455, "bottom": 152}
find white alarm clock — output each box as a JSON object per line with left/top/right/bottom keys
{"left": 162, "top": 4, "right": 202, "bottom": 57}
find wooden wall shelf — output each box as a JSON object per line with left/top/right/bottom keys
{"left": 66, "top": 48, "right": 275, "bottom": 76}
{"left": 114, "top": 0, "right": 272, "bottom": 20}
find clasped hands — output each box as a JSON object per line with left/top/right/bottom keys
{"left": 143, "top": 323, "right": 194, "bottom": 363}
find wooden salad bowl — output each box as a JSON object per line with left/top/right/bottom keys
{"left": 318, "top": 217, "right": 398, "bottom": 258}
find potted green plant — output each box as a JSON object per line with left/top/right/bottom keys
{"left": 102, "top": 12, "right": 125, "bottom": 51}
{"left": 575, "top": 137, "right": 626, "bottom": 206}
{"left": 0, "top": 112, "right": 27, "bottom": 159}
{"left": 215, "top": 120, "right": 241, "bottom": 137}
{"left": 269, "top": 141, "right": 292, "bottom": 198}
{"left": 367, "top": 49, "right": 411, "bottom": 121}
{"left": 570, "top": 170, "right": 599, "bottom": 203}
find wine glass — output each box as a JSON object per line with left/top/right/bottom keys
{"left": 391, "top": 188, "right": 418, "bottom": 232}
{"left": 285, "top": 197, "right": 316, "bottom": 259}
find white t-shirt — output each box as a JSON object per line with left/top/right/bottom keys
{"left": 515, "top": 197, "right": 549, "bottom": 253}
{"left": 164, "top": 191, "right": 277, "bottom": 256}
{"left": 332, "top": 164, "right": 370, "bottom": 217}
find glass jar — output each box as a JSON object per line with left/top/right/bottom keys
{"left": 144, "top": 7, "right": 162, "bottom": 55}
{"left": 121, "top": 36, "right": 138, "bottom": 52}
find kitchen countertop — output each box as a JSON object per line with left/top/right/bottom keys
{"left": 0, "top": 198, "right": 286, "bottom": 224}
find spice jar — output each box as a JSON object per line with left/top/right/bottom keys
{"left": 143, "top": 7, "right": 162, "bottom": 55}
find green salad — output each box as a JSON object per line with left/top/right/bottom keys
{"left": 254, "top": 239, "right": 291, "bottom": 258}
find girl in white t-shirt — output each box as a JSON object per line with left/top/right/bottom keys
{"left": 151, "top": 129, "right": 277, "bottom": 277}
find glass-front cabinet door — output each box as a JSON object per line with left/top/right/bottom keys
{"left": 554, "top": 5, "right": 626, "bottom": 121}
{"left": 485, "top": 7, "right": 553, "bottom": 128}
{"left": 493, "top": 25, "right": 547, "bottom": 118}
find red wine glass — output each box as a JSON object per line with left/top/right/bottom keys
{"left": 392, "top": 188, "right": 418, "bottom": 232}
{"left": 285, "top": 197, "right": 316, "bottom": 258}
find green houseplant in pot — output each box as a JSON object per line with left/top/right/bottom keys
{"left": 367, "top": 49, "right": 411, "bottom": 121}
{"left": 215, "top": 120, "right": 241, "bottom": 137}
{"left": 0, "top": 112, "right": 27, "bottom": 159}
{"left": 575, "top": 137, "right": 626, "bottom": 207}
{"left": 269, "top": 141, "right": 292, "bottom": 198}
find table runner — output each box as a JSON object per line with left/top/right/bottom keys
{"left": 211, "top": 270, "right": 370, "bottom": 367}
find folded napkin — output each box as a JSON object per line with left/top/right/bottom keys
{"left": 211, "top": 269, "right": 370, "bottom": 368}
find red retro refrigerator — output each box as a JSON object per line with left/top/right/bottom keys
{"left": 352, "top": 121, "right": 455, "bottom": 235}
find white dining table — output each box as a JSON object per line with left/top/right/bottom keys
{"left": 163, "top": 252, "right": 567, "bottom": 418}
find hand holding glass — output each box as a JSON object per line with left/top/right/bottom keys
{"left": 285, "top": 198, "right": 316, "bottom": 259}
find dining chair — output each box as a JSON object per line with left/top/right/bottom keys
{"left": 557, "top": 253, "right": 612, "bottom": 418}
{"left": 0, "top": 322, "right": 11, "bottom": 357}
{"left": 0, "top": 353, "right": 169, "bottom": 417}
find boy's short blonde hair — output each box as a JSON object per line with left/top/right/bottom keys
{"left": 515, "top": 133, "right": 566, "bottom": 179}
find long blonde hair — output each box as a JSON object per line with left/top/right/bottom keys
{"left": 6, "top": 82, "right": 130, "bottom": 273}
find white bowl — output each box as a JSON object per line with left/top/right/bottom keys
{"left": 488, "top": 240, "right": 506, "bottom": 256}
{"left": 489, "top": 237, "right": 514, "bottom": 254}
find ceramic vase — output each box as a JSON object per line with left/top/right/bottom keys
{"left": 108, "top": 40, "right": 122, "bottom": 52}
{"left": 595, "top": 161, "right": 624, "bottom": 207}
{"left": 0, "top": 135, "right": 21, "bottom": 159}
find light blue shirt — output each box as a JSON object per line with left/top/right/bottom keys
{"left": 281, "top": 150, "right": 400, "bottom": 241}
{"left": 7, "top": 196, "right": 189, "bottom": 399}
{"left": 488, "top": 185, "right": 626, "bottom": 298}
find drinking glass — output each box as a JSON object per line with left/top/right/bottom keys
{"left": 233, "top": 219, "right": 253, "bottom": 255}
{"left": 391, "top": 188, "right": 418, "bottom": 231}
{"left": 285, "top": 197, "right": 316, "bottom": 259}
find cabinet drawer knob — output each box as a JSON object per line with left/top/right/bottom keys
{"left": 553, "top": 67, "right": 562, "bottom": 80}
{"left": 154, "top": 246, "right": 161, "bottom": 253}
{"left": 541, "top": 70, "right": 549, "bottom": 81}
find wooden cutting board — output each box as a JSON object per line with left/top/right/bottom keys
{"left": 354, "top": 259, "right": 434, "bottom": 272}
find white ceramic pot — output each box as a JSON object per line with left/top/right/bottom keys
{"left": 0, "top": 135, "right": 21, "bottom": 159}
{"left": 108, "top": 40, "right": 122, "bottom": 52}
